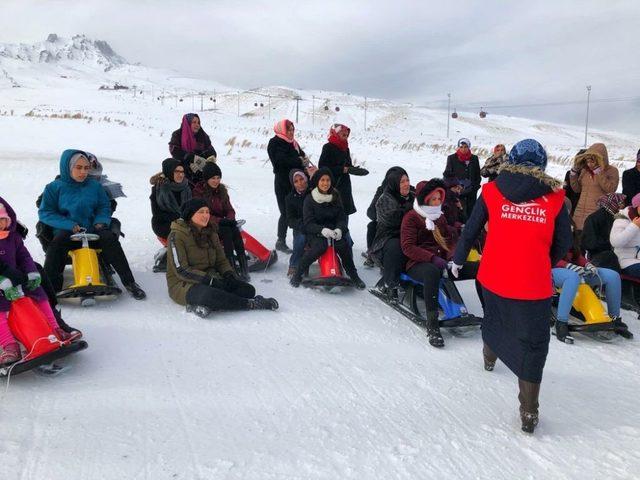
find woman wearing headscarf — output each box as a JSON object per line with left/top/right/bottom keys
{"left": 581, "top": 192, "right": 626, "bottom": 270}
{"left": 267, "top": 119, "right": 315, "bottom": 253}
{"left": 480, "top": 144, "right": 508, "bottom": 181}
{"left": 169, "top": 113, "right": 217, "bottom": 185}
{"left": 318, "top": 123, "right": 368, "bottom": 222}
{"left": 452, "top": 139, "right": 572, "bottom": 434}
{"left": 443, "top": 138, "right": 481, "bottom": 219}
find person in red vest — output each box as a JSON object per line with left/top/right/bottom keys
{"left": 452, "top": 139, "right": 572, "bottom": 434}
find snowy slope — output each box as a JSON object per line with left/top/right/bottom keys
{"left": 0, "top": 36, "right": 639, "bottom": 480}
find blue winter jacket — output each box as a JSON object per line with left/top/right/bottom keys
{"left": 38, "top": 149, "right": 112, "bottom": 234}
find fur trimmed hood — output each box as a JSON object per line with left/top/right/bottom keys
{"left": 574, "top": 143, "right": 609, "bottom": 169}
{"left": 498, "top": 162, "right": 562, "bottom": 190}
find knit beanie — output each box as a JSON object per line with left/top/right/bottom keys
{"left": 181, "top": 198, "right": 209, "bottom": 221}
{"left": 507, "top": 139, "right": 548, "bottom": 171}
{"left": 202, "top": 161, "right": 222, "bottom": 182}
{"left": 458, "top": 138, "right": 471, "bottom": 148}
{"left": 162, "top": 158, "right": 181, "bottom": 180}
{"left": 312, "top": 167, "right": 334, "bottom": 191}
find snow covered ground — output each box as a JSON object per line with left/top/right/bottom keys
{"left": 1, "top": 39, "right": 639, "bottom": 479}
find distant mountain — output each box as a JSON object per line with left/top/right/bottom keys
{"left": 0, "top": 34, "right": 127, "bottom": 71}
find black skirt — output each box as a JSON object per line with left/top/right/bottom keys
{"left": 481, "top": 286, "right": 551, "bottom": 383}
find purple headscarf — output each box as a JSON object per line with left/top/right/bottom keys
{"left": 181, "top": 113, "right": 199, "bottom": 153}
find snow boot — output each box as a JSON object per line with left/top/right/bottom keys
{"left": 362, "top": 252, "right": 375, "bottom": 268}
{"left": 350, "top": 275, "right": 366, "bottom": 290}
{"left": 0, "top": 342, "right": 22, "bottom": 366}
{"left": 483, "top": 343, "right": 497, "bottom": 371}
{"left": 186, "top": 304, "right": 212, "bottom": 318}
{"left": 518, "top": 379, "right": 540, "bottom": 434}
{"left": 54, "top": 307, "right": 82, "bottom": 340}
{"left": 426, "top": 311, "right": 444, "bottom": 348}
{"left": 124, "top": 282, "right": 146, "bottom": 300}
{"left": 612, "top": 317, "right": 633, "bottom": 339}
{"left": 248, "top": 295, "right": 279, "bottom": 311}
{"left": 287, "top": 266, "right": 296, "bottom": 278}
{"left": 275, "top": 239, "right": 293, "bottom": 254}
{"left": 290, "top": 271, "right": 302, "bottom": 288}
{"left": 554, "top": 321, "right": 574, "bottom": 344}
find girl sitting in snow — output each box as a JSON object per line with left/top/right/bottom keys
{"left": 0, "top": 198, "right": 79, "bottom": 366}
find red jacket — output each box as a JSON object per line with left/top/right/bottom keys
{"left": 400, "top": 209, "right": 458, "bottom": 271}
{"left": 192, "top": 182, "right": 236, "bottom": 224}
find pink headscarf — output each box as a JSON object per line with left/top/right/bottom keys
{"left": 274, "top": 119, "right": 300, "bottom": 153}
{"left": 181, "top": 113, "right": 199, "bottom": 153}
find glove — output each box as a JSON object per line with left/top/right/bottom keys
{"left": 565, "top": 263, "right": 585, "bottom": 276}
{"left": 26, "top": 271, "right": 41, "bottom": 291}
{"left": 584, "top": 263, "right": 598, "bottom": 276}
{"left": 348, "top": 166, "right": 369, "bottom": 176}
{"left": 431, "top": 256, "right": 448, "bottom": 270}
{"left": 183, "top": 152, "right": 195, "bottom": 164}
{"left": 592, "top": 167, "right": 602, "bottom": 175}
{"left": 190, "top": 155, "right": 207, "bottom": 173}
{"left": 321, "top": 228, "right": 334, "bottom": 239}
{"left": 223, "top": 270, "right": 243, "bottom": 290}
{"left": 0, "top": 264, "right": 27, "bottom": 286}
{"left": 333, "top": 228, "right": 342, "bottom": 241}
{"left": 449, "top": 262, "right": 463, "bottom": 279}
{"left": 218, "top": 218, "right": 237, "bottom": 228}
{"left": 0, "top": 276, "right": 22, "bottom": 301}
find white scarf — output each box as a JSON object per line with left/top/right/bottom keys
{"left": 311, "top": 187, "right": 333, "bottom": 204}
{"left": 413, "top": 198, "right": 442, "bottom": 230}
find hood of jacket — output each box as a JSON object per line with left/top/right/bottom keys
{"left": 59, "top": 148, "right": 90, "bottom": 184}
{"left": 495, "top": 163, "right": 562, "bottom": 203}
{"left": 0, "top": 195, "right": 17, "bottom": 232}
{"left": 574, "top": 143, "right": 609, "bottom": 170}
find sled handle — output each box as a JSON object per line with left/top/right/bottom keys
{"left": 70, "top": 229, "right": 100, "bottom": 248}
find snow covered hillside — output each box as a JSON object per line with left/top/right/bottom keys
{"left": 0, "top": 35, "right": 639, "bottom": 480}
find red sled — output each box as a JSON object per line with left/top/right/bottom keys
{"left": 302, "top": 240, "right": 354, "bottom": 289}
{"left": 1, "top": 295, "right": 88, "bottom": 377}
{"left": 241, "top": 230, "right": 278, "bottom": 272}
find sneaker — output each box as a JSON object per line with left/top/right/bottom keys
{"left": 186, "top": 304, "right": 212, "bottom": 318}
{"left": 0, "top": 343, "right": 22, "bottom": 366}
{"left": 275, "top": 239, "right": 293, "bottom": 254}
{"left": 249, "top": 295, "right": 279, "bottom": 311}
{"left": 124, "top": 282, "right": 146, "bottom": 300}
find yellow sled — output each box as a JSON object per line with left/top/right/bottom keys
{"left": 559, "top": 283, "right": 614, "bottom": 333}
{"left": 57, "top": 232, "right": 121, "bottom": 305}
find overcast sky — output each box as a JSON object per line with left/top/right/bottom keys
{"left": 2, "top": 0, "right": 639, "bottom": 133}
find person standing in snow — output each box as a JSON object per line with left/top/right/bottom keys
{"left": 169, "top": 113, "right": 217, "bottom": 186}
{"left": 443, "top": 138, "right": 480, "bottom": 219}
{"left": 267, "top": 119, "right": 316, "bottom": 254}
{"left": 569, "top": 143, "right": 619, "bottom": 240}
{"left": 480, "top": 143, "right": 508, "bottom": 182}
{"left": 621, "top": 149, "right": 640, "bottom": 206}
{"left": 318, "top": 123, "right": 369, "bottom": 223}
{"left": 452, "top": 139, "right": 572, "bottom": 434}
{"left": 39, "top": 150, "right": 146, "bottom": 300}
{"left": 166, "top": 198, "right": 278, "bottom": 317}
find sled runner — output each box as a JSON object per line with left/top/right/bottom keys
{"left": 241, "top": 228, "right": 278, "bottom": 273}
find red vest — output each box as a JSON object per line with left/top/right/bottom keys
{"left": 478, "top": 181, "right": 565, "bottom": 300}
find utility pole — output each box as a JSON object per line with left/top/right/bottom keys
{"left": 584, "top": 85, "right": 592, "bottom": 148}
{"left": 213, "top": 89, "right": 217, "bottom": 112}
{"left": 174, "top": 88, "right": 178, "bottom": 108}
{"left": 446, "top": 93, "right": 451, "bottom": 139}
{"left": 237, "top": 91, "right": 240, "bottom": 117}
{"left": 294, "top": 95, "right": 302, "bottom": 124}
{"left": 268, "top": 94, "right": 271, "bottom": 120}
{"left": 364, "top": 96, "right": 368, "bottom": 131}
{"left": 312, "top": 95, "right": 315, "bottom": 128}
{"left": 200, "top": 94, "right": 203, "bottom": 111}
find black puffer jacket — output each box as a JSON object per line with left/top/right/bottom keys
{"left": 285, "top": 170, "right": 308, "bottom": 232}
{"left": 303, "top": 188, "right": 348, "bottom": 236}
{"left": 370, "top": 171, "right": 414, "bottom": 259}
{"left": 443, "top": 153, "right": 481, "bottom": 199}
{"left": 318, "top": 142, "right": 355, "bottom": 215}
{"left": 581, "top": 207, "right": 615, "bottom": 257}
{"left": 267, "top": 136, "right": 306, "bottom": 189}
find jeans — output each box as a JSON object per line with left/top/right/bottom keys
{"left": 552, "top": 267, "right": 621, "bottom": 322}
{"left": 289, "top": 230, "right": 306, "bottom": 268}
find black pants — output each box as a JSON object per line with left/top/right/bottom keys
{"left": 186, "top": 281, "right": 256, "bottom": 311}
{"left": 366, "top": 220, "right": 377, "bottom": 250}
{"left": 274, "top": 180, "right": 291, "bottom": 241}
{"left": 297, "top": 236, "right": 357, "bottom": 277}
{"left": 218, "top": 224, "right": 246, "bottom": 260}
{"left": 407, "top": 261, "right": 482, "bottom": 312}
{"left": 44, "top": 230, "right": 135, "bottom": 292}
{"left": 381, "top": 238, "right": 405, "bottom": 287}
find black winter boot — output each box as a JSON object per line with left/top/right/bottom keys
{"left": 248, "top": 295, "right": 279, "bottom": 311}
{"left": 518, "top": 379, "right": 540, "bottom": 434}
{"left": 275, "top": 239, "right": 292, "bottom": 254}
{"left": 482, "top": 343, "right": 497, "bottom": 371}
{"left": 426, "top": 311, "right": 444, "bottom": 348}
{"left": 124, "top": 282, "right": 146, "bottom": 300}
{"left": 612, "top": 317, "right": 633, "bottom": 339}
{"left": 554, "top": 321, "right": 574, "bottom": 344}
{"left": 187, "top": 304, "right": 212, "bottom": 318}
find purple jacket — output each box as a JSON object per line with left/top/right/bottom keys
{"left": 0, "top": 196, "right": 47, "bottom": 311}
